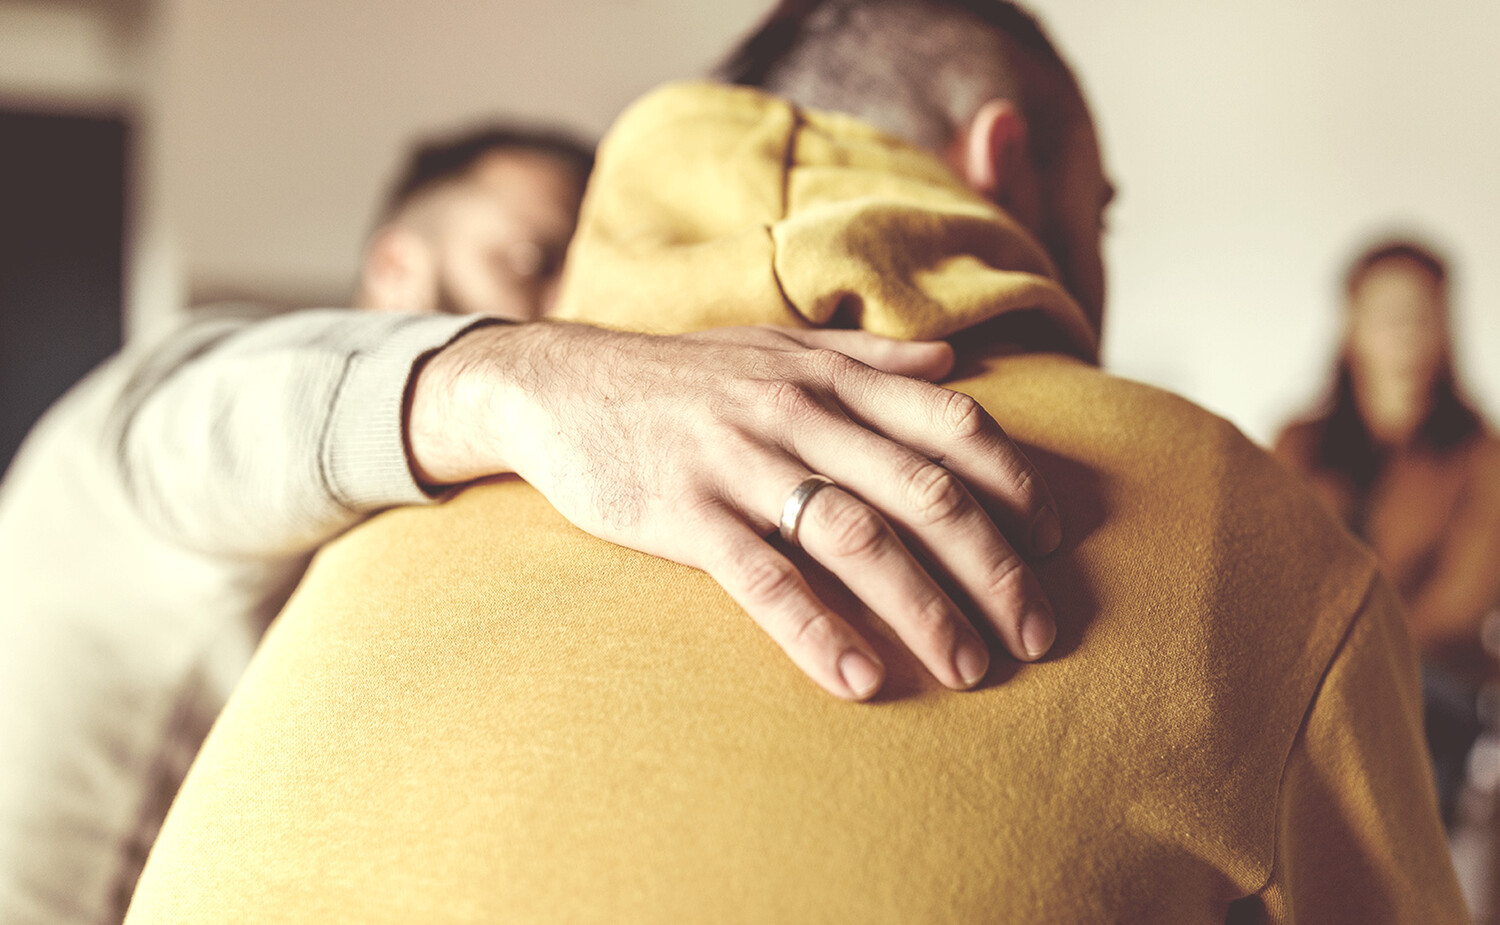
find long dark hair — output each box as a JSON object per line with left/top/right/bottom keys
{"left": 1311, "top": 240, "right": 1481, "bottom": 493}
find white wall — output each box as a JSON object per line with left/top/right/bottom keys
{"left": 149, "top": 0, "right": 770, "bottom": 306}
{"left": 7, "top": 0, "right": 1498, "bottom": 444}
{"left": 1032, "top": 0, "right": 1500, "bottom": 442}
{"left": 0, "top": 1, "right": 142, "bottom": 107}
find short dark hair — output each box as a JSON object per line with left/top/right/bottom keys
{"left": 716, "top": 0, "right": 1083, "bottom": 161}
{"left": 381, "top": 124, "right": 595, "bottom": 223}
{"left": 1344, "top": 237, "right": 1448, "bottom": 295}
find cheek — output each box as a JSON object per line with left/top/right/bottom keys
{"left": 538, "top": 277, "right": 562, "bottom": 317}
{"left": 1055, "top": 222, "right": 1104, "bottom": 324}
{"left": 1350, "top": 315, "right": 1442, "bottom": 378}
{"left": 1350, "top": 318, "right": 1400, "bottom": 364}
{"left": 1076, "top": 233, "right": 1105, "bottom": 316}
{"left": 437, "top": 247, "right": 520, "bottom": 315}
{"left": 1409, "top": 325, "right": 1446, "bottom": 370}
{"left": 441, "top": 254, "right": 494, "bottom": 308}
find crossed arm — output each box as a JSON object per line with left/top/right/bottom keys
{"left": 120, "top": 308, "right": 1060, "bottom": 700}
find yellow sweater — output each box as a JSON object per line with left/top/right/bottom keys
{"left": 127, "top": 84, "right": 1465, "bottom": 924}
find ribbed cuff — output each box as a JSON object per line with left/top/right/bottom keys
{"left": 321, "top": 313, "right": 498, "bottom": 512}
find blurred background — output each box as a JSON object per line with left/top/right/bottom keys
{"left": 2, "top": 0, "right": 1498, "bottom": 469}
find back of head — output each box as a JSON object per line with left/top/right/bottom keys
{"left": 717, "top": 0, "right": 1085, "bottom": 164}
{"left": 378, "top": 124, "right": 594, "bottom": 229}
{"left": 713, "top": 0, "right": 1108, "bottom": 328}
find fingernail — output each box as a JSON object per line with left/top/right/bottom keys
{"left": 839, "top": 651, "right": 884, "bottom": 699}
{"left": 1021, "top": 606, "right": 1056, "bottom": 660}
{"left": 955, "top": 640, "right": 990, "bottom": 688}
{"left": 1030, "top": 507, "right": 1062, "bottom": 556}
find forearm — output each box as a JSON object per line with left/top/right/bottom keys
{"left": 406, "top": 320, "right": 642, "bottom": 489}
{"left": 406, "top": 321, "right": 531, "bottom": 488}
{"left": 111, "top": 307, "right": 488, "bottom": 557}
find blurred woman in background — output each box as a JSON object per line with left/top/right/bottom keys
{"left": 1275, "top": 238, "right": 1500, "bottom": 824}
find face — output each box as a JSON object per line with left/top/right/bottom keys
{"left": 966, "top": 95, "right": 1114, "bottom": 334}
{"left": 1346, "top": 258, "right": 1447, "bottom": 393}
{"left": 415, "top": 150, "right": 584, "bottom": 321}
{"left": 1034, "top": 111, "right": 1113, "bottom": 334}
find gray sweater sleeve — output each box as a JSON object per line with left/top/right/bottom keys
{"left": 108, "top": 307, "right": 492, "bottom": 558}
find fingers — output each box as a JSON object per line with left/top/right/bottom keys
{"left": 695, "top": 512, "right": 886, "bottom": 701}
{"left": 791, "top": 421, "right": 1055, "bottom": 663}
{"left": 551, "top": 322, "right": 1062, "bottom": 699}
{"left": 819, "top": 356, "right": 1062, "bottom": 559}
{"left": 726, "top": 338, "right": 1058, "bottom": 670}
{"left": 782, "top": 479, "right": 994, "bottom": 690}
{"left": 702, "top": 465, "right": 992, "bottom": 696}
{"left": 775, "top": 326, "right": 956, "bottom": 381}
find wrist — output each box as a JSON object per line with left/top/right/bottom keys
{"left": 406, "top": 320, "right": 526, "bottom": 488}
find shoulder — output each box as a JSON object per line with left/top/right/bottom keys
{"left": 963, "top": 352, "right": 1382, "bottom": 726}
{"left": 964, "top": 351, "right": 1378, "bottom": 629}
{"left": 1272, "top": 416, "right": 1324, "bottom": 468}
{"left": 1457, "top": 429, "right": 1500, "bottom": 505}
{"left": 1470, "top": 428, "right": 1500, "bottom": 470}
{"left": 969, "top": 357, "right": 1352, "bottom": 554}
{"left": 955, "top": 354, "right": 1395, "bottom": 892}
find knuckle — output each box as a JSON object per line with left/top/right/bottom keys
{"left": 804, "top": 347, "right": 860, "bottom": 381}
{"left": 1007, "top": 462, "right": 1040, "bottom": 505}
{"left": 758, "top": 379, "right": 823, "bottom": 424}
{"left": 736, "top": 554, "right": 802, "bottom": 607}
{"left": 902, "top": 459, "right": 971, "bottom": 526}
{"left": 819, "top": 499, "right": 890, "bottom": 560}
{"left": 935, "top": 389, "right": 989, "bottom": 442}
{"left": 984, "top": 553, "right": 1029, "bottom": 604}
{"left": 907, "top": 592, "right": 957, "bottom": 639}
{"left": 679, "top": 491, "right": 729, "bottom": 528}
{"left": 792, "top": 611, "right": 840, "bottom": 649}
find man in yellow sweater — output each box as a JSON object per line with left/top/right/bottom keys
{"left": 126, "top": 1, "right": 1465, "bottom": 922}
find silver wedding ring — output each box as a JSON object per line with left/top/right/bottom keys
{"left": 778, "top": 475, "right": 837, "bottom": 547}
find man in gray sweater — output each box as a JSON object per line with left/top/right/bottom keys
{"left": 0, "top": 122, "right": 1063, "bottom": 924}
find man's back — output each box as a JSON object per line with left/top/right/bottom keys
{"left": 125, "top": 348, "right": 1462, "bottom": 923}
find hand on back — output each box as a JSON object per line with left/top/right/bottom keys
{"left": 409, "top": 321, "right": 1060, "bottom": 700}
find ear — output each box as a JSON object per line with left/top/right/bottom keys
{"left": 955, "top": 98, "right": 1030, "bottom": 199}
{"left": 358, "top": 227, "right": 437, "bottom": 314}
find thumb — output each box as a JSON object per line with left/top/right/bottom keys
{"left": 775, "top": 327, "right": 956, "bottom": 381}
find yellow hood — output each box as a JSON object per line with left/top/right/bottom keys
{"left": 554, "top": 82, "right": 1098, "bottom": 361}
